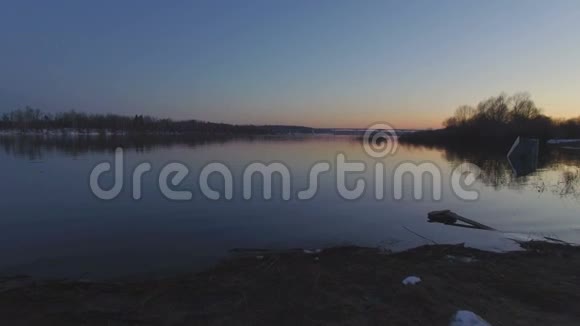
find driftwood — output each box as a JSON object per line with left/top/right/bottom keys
{"left": 428, "top": 210, "right": 496, "bottom": 231}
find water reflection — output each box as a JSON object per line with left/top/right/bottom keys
{"left": 0, "top": 134, "right": 340, "bottom": 160}
{"left": 6, "top": 135, "right": 580, "bottom": 197}
{"left": 2, "top": 134, "right": 580, "bottom": 200}
{"left": 401, "top": 142, "right": 580, "bottom": 199}
{"left": 0, "top": 134, "right": 258, "bottom": 160}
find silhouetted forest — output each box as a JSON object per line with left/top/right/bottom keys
{"left": 401, "top": 93, "right": 580, "bottom": 146}
{"left": 0, "top": 107, "right": 313, "bottom": 135}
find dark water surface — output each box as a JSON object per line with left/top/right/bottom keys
{"left": 1, "top": 134, "right": 579, "bottom": 279}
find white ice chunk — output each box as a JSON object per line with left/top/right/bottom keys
{"left": 401, "top": 276, "right": 421, "bottom": 285}
{"left": 449, "top": 310, "right": 491, "bottom": 326}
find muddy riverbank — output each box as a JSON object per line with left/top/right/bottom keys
{"left": 1, "top": 241, "right": 579, "bottom": 325}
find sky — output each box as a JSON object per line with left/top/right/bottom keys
{"left": 1, "top": 0, "right": 579, "bottom": 129}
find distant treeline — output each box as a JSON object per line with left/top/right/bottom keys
{"left": 401, "top": 92, "right": 580, "bottom": 146}
{"left": 0, "top": 107, "right": 312, "bottom": 135}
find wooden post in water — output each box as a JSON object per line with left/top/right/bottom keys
{"left": 507, "top": 137, "right": 539, "bottom": 177}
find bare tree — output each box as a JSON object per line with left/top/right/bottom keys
{"left": 510, "top": 92, "right": 541, "bottom": 121}
{"left": 476, "top": 94, "right": 510, "bottom": 123}
{"left": 453, "top": 105, "right": 476, "bottom": 126}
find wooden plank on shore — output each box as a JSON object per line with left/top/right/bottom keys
{"left": 428, "top": 210, "right": 496, "bottom": 231}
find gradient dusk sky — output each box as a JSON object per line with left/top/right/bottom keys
{"left": 1, "top": 0, "right": 579, "bottom": 129}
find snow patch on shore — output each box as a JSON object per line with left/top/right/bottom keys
{"left": 402, "top": 276, "right": 421, "bottom": 285}
{"left": 449, "top": 310, "right": 491, "bottom": 326}
{"left": 547, "top": 139, "right": 580, "bottom": 144}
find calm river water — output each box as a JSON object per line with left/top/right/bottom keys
{"left": 1, "top": 134, "right": 579, "bottom": 278}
